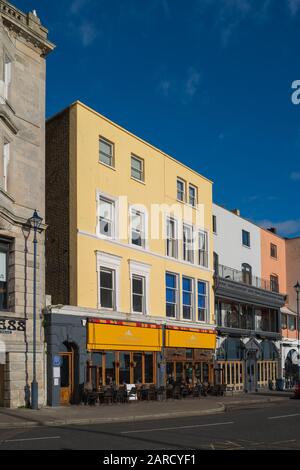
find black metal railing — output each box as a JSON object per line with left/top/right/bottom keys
{"left": 216, "top": 264, "right": 281, "bottom": 294}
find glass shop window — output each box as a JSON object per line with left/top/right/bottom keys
{"left": 145, "top": 352, "right": 154, "bottom": 383}
{"left": 105, "top": 352, "right": 116, "bottom": 385}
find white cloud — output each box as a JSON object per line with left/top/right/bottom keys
{"left": 158, "top": 80, "right": 171, "bottom": 97}
{"left": 184, "top": 68, "right": 201, "bottom": 98}
{"left": 257, "top": 218, "right": 300, "bottom": 236}
{"left": 290, "top": 171, "right": 300, "bottom": 181}
{"left": 71, "top": 0, "right": 89, "bottom": 15}
{"left": 196, "top": 0, "right": 274, "bottom": 46}
{"left": 79, "top": 21, "right": 98, "bottom": 46}
{"left": 288, "top": 0, "right": 300, "bottom": 16}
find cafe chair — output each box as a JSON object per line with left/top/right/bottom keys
{"left": 128, "top": 386, "right": 138, "bottom": 401}
{"left": 116, "top": 386, "right": 128, "bottom": 404}
{"left": 172, "top": 385, "right": 181, "bottom": 400}
{"left": 103, "top": 386, "right": 114, "bottom": 405}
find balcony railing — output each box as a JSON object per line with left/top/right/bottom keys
{"left": 216, "top": 264, "right": 281, "bottom": 294}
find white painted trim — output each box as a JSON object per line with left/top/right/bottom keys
{"left": 129, "top": 204, "right": 148, "bottom": 250}
{"left": 165, "top": 270, "right": 180, "bottom": 321}
{"left": 198, "top": 229, "right": 210, "bottom": 270}
{"left": 129, "top": 260, "right": 151, "bottom": 275}
{"left": 47, "top": 305, "right": 216, "bottom": 332}
{"left": 96, "top": 251, "right": 122, "bottom": 310}
{"left": 129, "top": 260, "right": 151, "bottom": 315}
{"left": 165, "top": 215, "right": 179, "bottom": 260}
{"left": 182, "top": 223, "right": 194, "bottom": 264}
{"left": 96, "top": 190, "right": 119, "bottom": 240}
{"left": 78, "top": 229, "right": 214, "bottom": 274}
{"left": 196, "top": 279, "right": 210, "bottom": 324}
{"left": 181, "top": 275, "right": 195, "bottom": 322}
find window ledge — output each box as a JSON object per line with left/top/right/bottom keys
{"left": 131, "top": 176, "right": 146, "bottom": 185}
{"left": 98, "top": 306, "right": 116, "bottom": 312}
{"left": 129, "top": 242, "right": 148, "bottom": 251}
{"left": 166, "top": 254, "right": 179, "bottom": 261}
{"left": 99, "top": 161, "right": 116, "bottom": 171}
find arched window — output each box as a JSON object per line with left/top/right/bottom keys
{"left": 260, "top": 340, "right": 279, "bottom": 360}
{"left": 242, "top": 263, "right": 252, "bottom": 285}
{"left": 218, "top": 337, "right": 244, "bottom": 360}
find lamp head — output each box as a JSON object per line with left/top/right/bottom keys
{"left": 294, "top": 281, "right": 300, "bottom": 295}
{"left": 29, "top": 210, "right": 43, "bottom": 231}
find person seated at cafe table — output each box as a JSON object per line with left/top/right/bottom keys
{"left": 167, "top": 374, "right": 175, "bottom": 386}
{"left": 82, "top": 381, "right": 93, "bottom": 405}
{"left": 106, "top": 375, "right": 114, "bottom": 386}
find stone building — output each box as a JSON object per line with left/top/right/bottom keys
{"left": 0, "top": 1, "right": 54, "bottom": 408}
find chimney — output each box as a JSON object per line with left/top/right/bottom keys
{"left": 231, "top": 209, "right": 240, "bottom": 217}
{"left": 268, "top": 227, "right": 277, "bottom": 234}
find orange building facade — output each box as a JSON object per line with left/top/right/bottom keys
{"left": 260, "top": 228, "right": 286, "bottom": 295}
{"left": 260, "top": 228, "right": 299, "bottom": 386}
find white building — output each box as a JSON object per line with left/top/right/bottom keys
{"left": 213, "top": 204, "right": 261, "bottom": 278}
{"left": 212, "top": 204, "right": 285, "bottom": 392}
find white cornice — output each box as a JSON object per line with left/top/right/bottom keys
{"left": 46, "top": 304, "right": 216, "bottom": 332}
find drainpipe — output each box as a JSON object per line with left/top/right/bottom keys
{"left": 159, "top": 323, "right": 166, "bottom": 398}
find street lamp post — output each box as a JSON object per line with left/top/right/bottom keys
{"left": 29, "top": 210, "right": 43, "bottom": 410}
{"left": 294, "top": 281, "right": 300, "bottom": 383}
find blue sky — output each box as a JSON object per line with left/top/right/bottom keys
{"left": 15, "top": 0, "right": 300, "bottom": 237}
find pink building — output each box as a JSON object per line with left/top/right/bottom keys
{"left": 260, "top": 229, "right": 300, "bottom": 385}
{"left": 282, "top": 237, "right": 300, "bottom": 384}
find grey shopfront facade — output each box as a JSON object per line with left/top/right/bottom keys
{"left": 44, "top": 312, "right": 88, "bottom": 407}
{"left": 215, "top": 276, "right": 286, "bottom": 392}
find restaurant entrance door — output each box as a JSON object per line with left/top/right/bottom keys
{"left": 59, "top": 352, "right": 73, "bottom": 405}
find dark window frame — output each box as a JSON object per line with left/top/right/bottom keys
{"left": 270, "top": 274, "right": 279, "bottom": 293}
{"left": 212, "top": 215, "right": 217, "bottom": 234}
{"left": 241, "top": 263, "right": 252, "bottom": 285}
{"left": 132, "top": 274, "right": 145, "bottom": 314}
{"left": 182, "top": 276, "right": 193, "bottom": 321}
{"left": 99, "top": 267, "right": 115, "bottom": 309}
{"left": 242, "top": 229, "right": 250, "bottom": 247}
{"left": 166, "top": 272, "right": 179, "bottom": 319}
{"left": 270, "top": 243, "right": 278, "bottom": 259}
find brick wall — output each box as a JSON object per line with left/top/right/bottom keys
{"left": 46, "top": 110, "right": 70, "bottom": 305}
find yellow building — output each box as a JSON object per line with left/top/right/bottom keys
{"left": 45, "top": 101, "right": 216, "bottom": 406}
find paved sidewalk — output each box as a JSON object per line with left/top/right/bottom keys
{"left": 0, "top": 393, "right": 288, "bottom": 429}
